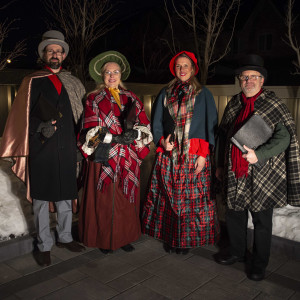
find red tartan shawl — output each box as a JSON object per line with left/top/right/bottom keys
{"left": 167, "top": 80, "right": 194, "bottom": 161}
{"left": 80, "top": 88, "right": 150, "bottom": 202}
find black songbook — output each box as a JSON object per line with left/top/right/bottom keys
{"left": 31, "top": 94, "right": 62, "bottom": 122}
{"left": 230, "top": 114, "right": 273, "bottom": 154}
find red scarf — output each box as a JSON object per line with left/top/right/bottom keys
{"left": 231, "top": 89, "right": 262, "bottom": 178}
{"left": 44, "top": 65, "right": 62, "bottom": 95}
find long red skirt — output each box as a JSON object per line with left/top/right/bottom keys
{"left": 78, "top": 161, "right": 141, "bottom": 250}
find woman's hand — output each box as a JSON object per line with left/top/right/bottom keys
{"left": 195, "top": 156, "right": 206, "bottom": 175}
{"left": 161, "top": 134, "right": 174, "bottom": 151}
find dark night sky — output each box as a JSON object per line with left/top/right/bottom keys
{"left": 1, "top": 0, "right": 300, "bottom": 84}
{"left": 2, "top": 0, "right": 166, "bottom": 68}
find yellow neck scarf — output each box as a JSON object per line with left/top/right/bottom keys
{"left": 109, "top": 87, "right": 121, "bottom": 108}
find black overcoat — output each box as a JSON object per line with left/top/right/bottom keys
{"left": 28, "top": 77, "right": 78, "bottom": 201}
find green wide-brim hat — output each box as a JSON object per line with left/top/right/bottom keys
{"left": 89, "top": 51, "right": 131, "bottom": 83}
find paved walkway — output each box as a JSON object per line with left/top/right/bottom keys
{"left": 0, "top": 233, "right": 299, "bottom": 300}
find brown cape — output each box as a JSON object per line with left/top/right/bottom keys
{"left": 0, "top": 69, "right": 85, "bottom": 202}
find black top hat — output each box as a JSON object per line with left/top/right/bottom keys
{"left": 235, "top": 54, "right": 268, "bottom": 79}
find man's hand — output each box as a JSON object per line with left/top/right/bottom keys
{"left": 161, "top": 134, "right": 174, "bottom": 151}
{"left": 242, "top": 145, "right": 258, "bottom": 164}
{"left": 37, "top": 119, "right": 57, "bottom": 138}
{"left": 195, "top": 156, "right": 205, "bottom": 175}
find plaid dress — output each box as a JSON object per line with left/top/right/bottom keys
{"left": 142, "top": 84, "right": 219, "bottom": 248}
{"left": 218, "top": 89, "right": 300, "bottom": 211}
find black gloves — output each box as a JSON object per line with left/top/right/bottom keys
{"left": 111, "top": 129, "right": 139, "bottom": 145}
{"left": 94, "top": 143, "right": 111, "bottom": 166}
{"left": 37, "top": 120, "right": 56, "bottom": 138}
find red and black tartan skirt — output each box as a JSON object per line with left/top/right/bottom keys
{"left": 142, "top": 152, "right": 219, "bottom": 248}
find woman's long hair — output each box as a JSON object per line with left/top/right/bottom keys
{"left": 88, "top": 62, "right": 127, "bottom": 96}
{"left": 167, "top": 53, "right": 202, "bottom": 94}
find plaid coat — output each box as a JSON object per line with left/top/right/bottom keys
{"left": 218, "top": 89, "right": 300, "bottom": 211}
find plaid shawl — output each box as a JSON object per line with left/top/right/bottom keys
{"left": 165, "top": 81, "right": 195, "bottom": 162}
{"left": 79, "top": 88, "right": 150, "bottom": 202}
{"left": 218, "top": 89, "right": 300, "bottom": 210}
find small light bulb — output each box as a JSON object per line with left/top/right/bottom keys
{"left": 7, "top": 59, "right": 11, "bottom": 63}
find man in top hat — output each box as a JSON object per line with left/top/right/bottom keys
{"left": 0, "top": 30, "right": 86, "bottom": 266}
{"left": 215, "top": 54, "right": 300, "bottom": 280}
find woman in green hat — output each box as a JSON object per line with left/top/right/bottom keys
{"left": 78, "top": 51, "right": 152, "bottom": 253}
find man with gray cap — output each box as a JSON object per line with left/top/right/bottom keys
{"left": 0, "top": 30, "right": 86, "bottom": 266}
{"left": 214, "top": 54, "right": 300, "bottom": 280}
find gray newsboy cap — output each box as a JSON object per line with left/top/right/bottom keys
{"left": 38, "top": 30, "right": 69, "bottom": 58}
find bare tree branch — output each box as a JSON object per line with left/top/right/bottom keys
{"left": 171, "top": 0, "right": 193, "bottom": 27}
{"left": 164, "top": 0, "right": 177, "bottom": 54}
{"left": 44, "top": 0, "right": 117, "bottom": 84}
{"left": 284, "top": 0, "right": 300, "bottom": 75}
{"left": 0, "top": 40, "right": 26, "bottom": 71}
{"left": 0, "top": 1, "right": 26, "bottom": 71}
{"left": 0, "top": 0, "right": 18, "bottom": 10}
{"left": 166, "top": 0, "right": 240, "bottom": 84}
{"left": 210, "top": 0, "right": 240, "bottom": 65}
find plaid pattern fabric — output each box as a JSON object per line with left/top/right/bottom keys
{"left": 165, "top": 82, "right": 195, "bottom": 161}
{"left": 142, "top": 152, "right": 220, "bottom": 248}
{"left": 79, "top": 88, "right": 150, "bottom": 202}
{"left": 218, "top": 89, "right": 300, "bottom": 211}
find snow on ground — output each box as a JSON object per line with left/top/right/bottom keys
{"left": 248, "top": 206, "right": 300, "bottom": 242}
{"left": 0, "top": 158, "right": 56, "bottom": 241}
{"left": 0, "top": 158, "right": 34, "bottom": 240}
{"left": 0, "top": 157, "right": 300, "bottom": 242}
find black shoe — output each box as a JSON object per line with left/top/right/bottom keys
{"left": 163, "top": 243, "right": 174, "bottom": 254}
{"left": 56, "top": 241, "right": 85, "bottom": 252}
{"left": 175, "top": 248, "right": 190, "bottom": 255}
{"left": 99, "top": 248, "right": 113, "bottom": 254}
{"left": 121, "top": 244, "right": 135, "bottom": 252}
{"left": 35, "top": 250, "right": 51, "bottom": 267}
{"left": 215, "top": 254, "right": 245, "bottom": 265}
{"left": 248, "top": 270, "right": 265, "bottom": 281}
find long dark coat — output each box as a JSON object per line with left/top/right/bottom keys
{"left": 28, "top": 77, "right": 78, "bottom": 201}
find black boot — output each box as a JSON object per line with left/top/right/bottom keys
{"left": 163, "top": 243, "right": 174, "bottom": 254}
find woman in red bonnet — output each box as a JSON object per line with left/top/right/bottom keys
{"left": 142, "top": 51, "right": 219, "bottom": 254}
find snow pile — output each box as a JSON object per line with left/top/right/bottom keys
{"left": 0, "top": 158, "right": 34, "bottom": 240}
{"left": 248, "top": 205, "right": 300, "bottom": 242}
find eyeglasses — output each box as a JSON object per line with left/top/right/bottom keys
{"left": 238, "top": 75, "right": 263, "bottom": 81}
{"left": 45, "top": 49, "right": 64, "bottom": 56}
{"left": 104, "top": 70, "right": 121, "bottom": 76}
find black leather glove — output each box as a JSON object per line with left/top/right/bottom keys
{"left": 111, "top": 129, "right": 139, "bottom": 145}
{"left": 37, "top": 120, "right": 55, "bottom": 138}
{"left": 94, "top": 142, "right": 111, "bottom": 166}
